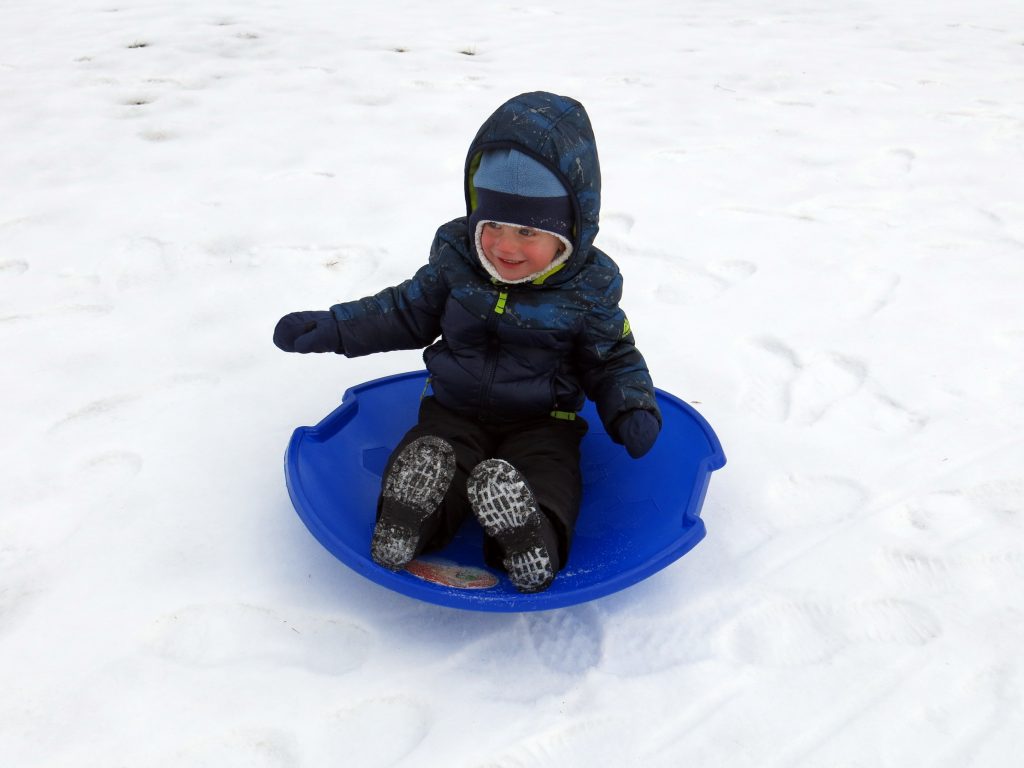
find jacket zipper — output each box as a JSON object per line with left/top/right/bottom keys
{"left": 479, "top": 289, "right": 507, "bottom": 415}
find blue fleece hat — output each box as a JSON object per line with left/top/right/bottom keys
{"left": 470, "top": 149, "right": 573, "bottom": 241}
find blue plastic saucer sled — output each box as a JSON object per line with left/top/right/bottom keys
{"left": 285, "top": 371, "right": 726, "bottom": 612}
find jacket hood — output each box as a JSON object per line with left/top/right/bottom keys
{"left": 464, "top": 91, "right": 601, "bottom": 285}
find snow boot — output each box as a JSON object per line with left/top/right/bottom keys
{"left": 371, "top": 436, "right": 456, "bottom": 571}
{"left": 467, "top": 459, "right": 555, "bottom": 593}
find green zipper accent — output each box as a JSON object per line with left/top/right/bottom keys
{"left": 494, "top": 291, "right": 508, "bottom": 314}
{"left": 531, "top": 262, "right": 566, "bottom": 285}
{"left": 550, "top": 410, "right": 577, "bottom": 421}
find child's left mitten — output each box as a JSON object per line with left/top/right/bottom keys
{"left": 273, "top": 311, "right": 344, "bottom": 354}
{"left": 612, "top": 409, "right": 660, "bottom": 459}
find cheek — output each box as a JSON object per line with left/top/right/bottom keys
{"left": 480, "top": 230, "right": 500, "bottom": 253}
{"left": 524, "top": 242, "right": 558, "bottom": 263}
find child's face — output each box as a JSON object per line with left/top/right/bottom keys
{"left": 479, "top": 222, "right": 564, "bottom": 282}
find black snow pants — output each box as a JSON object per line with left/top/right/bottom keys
{"left": 377, "top": 396, "right": 588, "bottom": 573}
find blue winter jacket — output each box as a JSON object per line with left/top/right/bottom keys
{"left": 330, "top": 91, "right": 660, "bottom": 436}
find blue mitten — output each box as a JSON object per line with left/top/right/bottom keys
{"left": 273, "top": 311, "right": 343, "bottom": 354}
{"left": 613, "top": 409, "right": 660, "bottom": 459}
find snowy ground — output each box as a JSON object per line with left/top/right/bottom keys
{"left": 3, "top": 0, "right": 1024, "bottom": 765}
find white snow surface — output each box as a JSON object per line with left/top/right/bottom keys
{"left": 3, "top": 0, "right": 1024, "bottom": 765}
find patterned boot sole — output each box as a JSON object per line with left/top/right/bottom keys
{"left": 467, "top": 459, "right": 555, "bottom": 593}
{"left": 371, "top": 436, "right": 456, "bottom": 571}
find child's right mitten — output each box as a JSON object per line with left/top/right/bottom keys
{"left": 273, "top": 311, "right": 344, "bottom": 354}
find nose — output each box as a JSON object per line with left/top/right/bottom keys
{"left": 492, "top": 231, "right": 515, "bottom": 255}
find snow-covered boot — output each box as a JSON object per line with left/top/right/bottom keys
{"left": 371, "top": 436, "right": 456, "bottom": 571}
{"left": 467, "top": 459, "right": 555, "bottom": 593}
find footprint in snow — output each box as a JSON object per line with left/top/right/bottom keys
{"left": 252, "top": 243, "right": 384, "bottom": 284}
{"left": 139, "top": 128, "right": 177, "bottom": 142}
{"left": 49, "top": 394, "right": 138, "bottom": 433}
{"left": 832, "top": 266, "right": 902, "bottom": 320}
{"left": 653, "top": 258, "right": 757, "bottom": 305}
{"left": 146, "top": 603, "right": 370, "bottom": 676}
{"left": 879, "top": 484, "right": 1023, "bottom": 589}
{"left": 863, "top": 392, "right": 928, "bottom": 435}
{"left": 858, "top": 147, "right": 916, "bottom": 184}
{"left": 789, "top": 352, "right": 867, "bottom": 425}
{"left": 481, "top": 716, "right": 641, "bottom": 768}
{"left": 602, "top": 211, "right": 635, "bottom": 234}
{"left": 164, "top": 727, "right": 300, "bottom": 768}
{"left": 0, "top": 576, "right": 44, "bottom": 638}
{"left": 764, "top": 473, "right": 868, "bottom": 528}
{"left": 965, "top": 475, "right": 1024, "bottom": 517}
{"left": 715, "top": 595, "right": 941, "bottom": 666}
{"left": 739, "top": 338, "right": 868, "bottom": 425}
{"left": 600, "top": 612, "right": 713, "bottom": 675}
{"left": 882, "top": 547, "right": 1024, "bottom": 591}
{"left": 75, "top": 450, "right": 144, "bottom": 500}
{"left": 890, "top": 490, "right": 986, "bottom": 537}
{"left": 738, "top": 337, "right": 800, "bottom": 421}
{"left": 320, "top": 697, "right": 431, "bottom": 767}
{"left": 0, "top": 259, "right": 29, "bottom": 275}
{"left": 525, "top": 604, "right": 603, "bottom": 674}
{"left": 97, "top": 236, "right": 176, "bottom": 291}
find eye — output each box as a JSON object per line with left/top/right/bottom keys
{"left": 517, "top": 227, "right": 536, "bottom": 237}
{"left": 485, "top": 221, "right": 502, "bottom": 230}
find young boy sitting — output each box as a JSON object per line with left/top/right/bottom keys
{"left": 274, "top": 91, "right": 661, "bottom": 593}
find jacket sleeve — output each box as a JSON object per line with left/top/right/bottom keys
{"left": 329, "top": 233, "right": 450, "bottom": 357}
{"left": 576, "top": 272, "right": 661, "bottom": 435}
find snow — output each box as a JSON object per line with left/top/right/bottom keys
{"left": 3, "top": 0, "right": 1023, "bottom": 764}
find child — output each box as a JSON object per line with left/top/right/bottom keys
{"left": 274, "top": 91, "right": 661, "bottom": 593}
